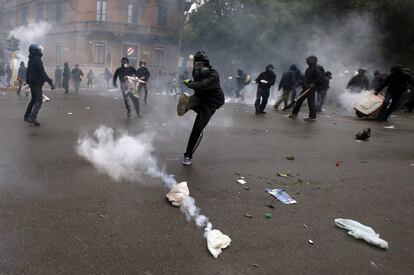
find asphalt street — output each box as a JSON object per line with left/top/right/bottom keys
{"left": 0, "top": 89, "right": 413, "bottom": 274}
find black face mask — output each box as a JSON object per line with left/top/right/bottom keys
{"left": 193, "top": 61, "right": 210, "bottom": 80}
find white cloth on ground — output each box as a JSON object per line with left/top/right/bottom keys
{"left": 166, "top": 181, "right": 190, "bottom": 206}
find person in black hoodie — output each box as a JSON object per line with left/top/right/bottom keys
{"left": 113, "top": 57, "right": 140, "bottom": 117}
{"left": 136, "top": 60, "right": 150, "bottom": 104}
{"left": 254, "top": 64, "right": 276, "bottom": 114}
{"left": 24, "top": 44, "right": 54, "bottom": 126}
{"left": 177, "top": 51, "right": 225, "bottom": 166}
{"left": 289, "top": 55, "right": 325, "bottom": 122}
{"left": 375, "top": 65, "right": 414, "bottom": 121}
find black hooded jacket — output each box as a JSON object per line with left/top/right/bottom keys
{"left": 136, "top": 66, "right": 150, "bottom": 81}
{"left": 377, "top": 67, "right": 414, "bottom": 95}
{"left": 187, "top": 68, "right": 225, "bottom": 110}
{"left": 113, "top": 65, "right": 136, "bottom": 85}
{"left": 255, "top": 65, "right": 276, "bottom": 90}
{"left": 26, "top": 49, "right": 52, "bottom": 87}
{"left": 303, "top": 64, "right": 325, "bottom": 89}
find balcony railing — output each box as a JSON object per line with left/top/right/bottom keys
{"left": 50, "top": 20, "right": 179, "bottom": 38}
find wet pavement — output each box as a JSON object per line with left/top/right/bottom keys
{"left": 1, "top": 89, "right": 414, "bottom": 274}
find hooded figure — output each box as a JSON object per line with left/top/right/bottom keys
{"left": 113, "top": 57, "right": 140, "bottom": 117}
{"left": 17, "top": 61, "right": 27, "bottom": 95}
{"left": 62, "top": 62, "right": 70, "bottom": 94}
{"left": 55, "top": 66, "right": 62, "bottom": 89}
{"left": 289, "top": 55, "right": 325, "bottom": 121}
{"left": 233, "top": 69, "right": 247, "bottom": 98}
{"left": 254, "top": 64, "right": 276, "bottom": 114}
{"left": 24, "top": 44, "right": 54, "bottom": 126}
{"left": 136, "top": 60, "right": 150, "bottom": 104}
{"left": 347, "top": 68, "right": 369, "bottom": 93}
{"left": 71, "top": 64, "right": 84, "bottom": 94}
{"left": 273, "top": 64, "right": 297, "bottom": 110}
{"left": 375, "top": 65, "right": 414, "bottom": 121}
{"left": 177, "top": 50, "right": 225, "bottom": 166}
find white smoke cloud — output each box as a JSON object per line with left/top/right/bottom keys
{"left": 9, "top": 21, "right": 52, "bottom": 67}
{"left": 76, "top": 125, "right": 212, "bottom": 230}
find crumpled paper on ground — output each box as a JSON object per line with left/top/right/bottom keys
{"left": 166, "top": 181, "right": 190, "bottom": 206}
{"left": 335, "top": 218, "right": 388, "bottom": 249}
{"left": 205, "top": 228, "right": 231, "bottom": 258}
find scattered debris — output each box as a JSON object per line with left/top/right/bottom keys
{"left": 383, "top": 125, "right": 395, "bottom": 129}
{"left": 410, "top": 164, "right": 414, "bottom": 167}
{"left": 286, "top": 156, "right": 295, "bottom": 160}
{"left": 85, "top": 107, "right": 91, "bottom": 110}
{"left": 336, "top": 161, "right": 341, "bottom": 167}
{"left": 334, "top": 218, "right": 389, "bottom": 249}
{"left": 252, "top": 264, "right": 259, "bottom": 268}
{"left": 356, "top": 128, "right": 371, "bottom": 141}
{"left": 303, "top": 224, "right": 308, "bottom": 228}
{"left": 166, "top": 182, "right": 190, "bottom": 207}
{"left": 100, "top": 214, "right": 106, "bottom": 218}
{"left": 266, "top": 203, "right": 275, "bottom": 209}
{"left": 240, "top": 176, "right": 245, "bottom": 179}
{"left": 308, "top": 240, "right": 314, "bottom": 245}
{"left": 243, "top": 186, "right": 250, "bottom": 190}
{"left": 234, "top": 172, "right": 241, "bottom": 176}
{"left": 245, "top": 213, "right": 253, "bottom": 218}
{"left": 370, "top": 261, "right": 378, "bottom": 269}
{"left": 205, "top": 228, "right": 231, "bottom": 258}
{"left": 237, "top": 179, "right": 246, "bottom": 185}
{"left": 265, "top": 213, "right": 272, "bottom": 219}
{"left": 277, "top": 171, "right": 291, "bottom": 178}
{"left": 67, "top": 112, "right": 73, "bottom": 115}
{"left": 266, "top": 189, "right": 297, "bottom": 204}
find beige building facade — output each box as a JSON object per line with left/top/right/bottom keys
{"left": 0, "top": 0, "right": 187, "bottom": 74}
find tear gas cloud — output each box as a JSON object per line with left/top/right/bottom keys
{"left": 188, "top": 7, "right": 386, "bottom": 113}
{"left": 9, "top": 21, "right": 52, "bottom": 68}
{"left": 76, "top": 126, "right": 212, "bottom": 230}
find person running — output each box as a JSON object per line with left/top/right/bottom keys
{"left": 136, "top": 61, "right": 150, "bottom": 104}
{"left": 273, "top": 65, "right": 297, "bottom": 111}
{"left": 55, "top": 66, "right": 62, "bottom": 90}
{"left": 17, "top": 61, "right": 27, "bottom": 96}
{"left": 87, "top": 69, "right": 94, "bottom": 90}
{"left": 177, "top": 51, "right": 225, "bottom": 166}
{"left": 113, "top": 57, "right": 140, "bottom": 118}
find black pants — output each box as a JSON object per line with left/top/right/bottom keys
{"left": 24, "top": 86, "right": 43, "bottom": 121}
{"left": 184, "top": 96, "right": 215, "bottom": 158}
{"left": 378, "top": 92, "right": 402, "bottom": 120}
{"left": 255, "top": 88, "right": 270, "bottom": 113}
{"left": 138, "top": 83, "right": 148, "bottom": 103}
{"left": 121, "top": 83, "right": 140, "bottom": 116}
{"left": 292, "top": 88, "right": 317, "bottom": 119}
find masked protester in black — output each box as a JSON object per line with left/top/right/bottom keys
{"left": 24, "top": 44, "right": 54, "bottom": 126}
{"left": 177, "top": 51, "right": 225, "bottom": 166}
{"left": 347, "top": 68, "right": 369, "bottom": 93}
{"left": 255, "top": 64, "right": 276, "bottom": 114}
{"left": 62, "top": 62, "right": 70, "bottom": 94}
{"left": 113, "top": 57, "right": 140, "bottom": 118}
{"left": 136, "top": 61, "right": 150, "bottom": 104}
{"left": 375, "top": 65, "right": 414, "bottom": 121}
{"left": 234, "top": 69, "right": 247, "bottom": 99}
{"left": 289, "top": 55, "right": 325, "bottom": 121}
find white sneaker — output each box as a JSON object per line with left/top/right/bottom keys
{"left": 182, "top": 156, "right": 192, "bottom": 166}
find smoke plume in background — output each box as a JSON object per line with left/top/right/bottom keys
{"left": 76, "top": 126, "right": 212, "bottom": 231}
{"left": 185, "top": 2, "right": 387, "bottom": 114}
{"left": 9, "top": 21, "right": 52, "bottom": 67}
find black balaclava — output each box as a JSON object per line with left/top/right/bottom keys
{"left": 193, "top": 51, "right": 211, "bottom": 80}
{"left": 306, "top": 55, "right": 318, "bottom": 66}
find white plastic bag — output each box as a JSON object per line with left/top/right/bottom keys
{"left": 166, "top": 182, "right": 190, "bottom": 207}
{"left": 335, "top": 218, "right": 388, "bottom": 249}
{"left": 205, "top": 228, "right": 231, "bottom": 258}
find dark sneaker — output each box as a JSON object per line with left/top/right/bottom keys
{"left": 182, "top": 156, "right": 192, "bottom": 166}
{"left": 273, "top": 105, "right": 279, "bottom": 111}
{"left": 288, "top": 114, "right": 297, "bottom": 119}
{"left": 304, "top": 117, "right": 316, "bottom": 122}
{"left": 177, "top": 93, "right": 189, "bottom": 116}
